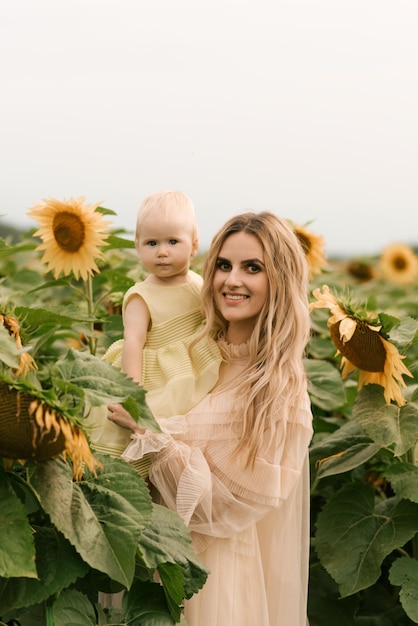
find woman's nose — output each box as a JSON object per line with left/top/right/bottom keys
{"left": 224, "top": 267, "right": 243, "bottom": 286}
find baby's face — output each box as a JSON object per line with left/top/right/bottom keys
{"left": 138, "top": 214, "right": 197, "bottom": 281}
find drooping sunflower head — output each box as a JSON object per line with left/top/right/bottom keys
{"left": 27, "top": 197, "right": 111, "bottom": 281}
{"left": 378, "top": 242, "right": 418, "bottom": 285}
{"left": 292, "top": 223, "right": 327, "bottom": 278}
{"left": 346, "top": 259, "right": 376, "bottom": 283}
{"left": 310, "top": 285, "right": 412, "bottom": 406}
{"left": 0, "top": 383, "right": 102, "bottom": 480}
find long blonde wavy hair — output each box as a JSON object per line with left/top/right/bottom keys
{"left": 200, "top": 212, "right": 311, "bottom": 466}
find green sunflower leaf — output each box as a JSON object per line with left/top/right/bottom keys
{"left": 55, "top": 348, "right": 158, "bottom": 429}
{"left": 388, "top": 317, "right": 418, "bottom": 346}
{"left": 0, "top": 527, "right": 89, "bottom": 614}
{"left": 138, "top": 504, "right": 209, "bottom": 599}
{"left": 304, "top": 358, "right": 346, "bottom": 411}
{"left": 0, "top": 325, "right": 22, "bottom": 370}
{"left": 0, "top": 486, "right": 36, "bottom": 579}
{"left": 384, "top": 462, "right": 418, "bottom": 503}
{"left": 352, "top": 385, "right": 418, "bottom": 455}
{"left": 310, "top": 420, "right": 380, "bottom": 481}
{"left": 389, "top": 556, "right": 418, "bottom": 623}
{"left": 125, "top": 579, "right": 186, "bottom": 625}
{"left": 31, "top": 455, "right": 152, "bottom": 588}
{"left": 315, "top": 482, "right": 418, "bottom": 597}
{"left": 105, "top": 233, "right": 135, "bottom": 249}
{"left": 52, "top": 589, "right": 96, "bottom": 626}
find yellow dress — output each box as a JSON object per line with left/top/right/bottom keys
{"left": 123, "top": 340, "right": 313, "bottom": 625}
{"left": 86, "top": 270, "right": 221, "bottom": 476}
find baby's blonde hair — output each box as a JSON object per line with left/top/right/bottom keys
{"left": 135, "top": 190, "right": 199, "bottom": 250}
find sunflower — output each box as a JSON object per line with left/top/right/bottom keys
{"left": 346, "top": 259, "right": 376, "bottom": 283}
{"left": 27, "top": 196, "right": 111, "bottom": 281}
{"left": 0, "top": 383, "right": 102, "bottom": 480}
{"left": 310, "top": 285, "right": 412, "bottom": 406}
{"left": 292, "top": 223, "right": 327, "bottom": 278}
{"left": 378, "top": 242, "right": 418, "bottom": 285}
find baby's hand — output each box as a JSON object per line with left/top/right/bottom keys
{"left": 107, "top": 403, "right": 145, "bottom": 434}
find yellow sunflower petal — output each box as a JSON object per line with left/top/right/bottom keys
{"left": 310, "top": 285, "right": 348, "bottom": 325}
{"left": 293, "top": 224, "right": 328, "bottom": 278}
{"left": 27, "top": 196, "right": 111, "bottom": 281}
{"left": 338, "top": 317, "right": 357, "bottom": 343}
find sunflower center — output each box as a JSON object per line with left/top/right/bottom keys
{"left": 296, "top": 232, "right": 311, "bottom": 254}
{"left": 53, "top": 212, "right": 85, "bottom": 252}
{"left": 392, "top": 255, "right": 407, "bottom": 271}
{"left": 330, "top": 320, "right": 386, "bottom": 372}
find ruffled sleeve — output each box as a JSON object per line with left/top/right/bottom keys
{"left": 147, "top": 390, "right": 312, "bottom": 538}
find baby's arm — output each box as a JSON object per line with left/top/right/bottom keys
{"left": 107, "top": 294, "right": 150, "bottom": 435}
{"left": 121, "top": 294, "right": 150, "bottom": 384}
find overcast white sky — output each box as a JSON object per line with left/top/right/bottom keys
{"left": 1, "top": 0, "right": 417, "bottom": 256}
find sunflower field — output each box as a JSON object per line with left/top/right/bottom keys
{"left": 1, "top": 200, "right": 418, "bottom": 626}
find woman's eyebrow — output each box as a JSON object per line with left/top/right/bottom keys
{"left": 217, "top": 256, "right": 265, "bottom": 267}
{"left": 244, "top": 257, "right": 266, "bottom": 267}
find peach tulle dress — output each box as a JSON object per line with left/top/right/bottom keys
{"left": 123, "top": 339, "right": 313, "bottom": 626}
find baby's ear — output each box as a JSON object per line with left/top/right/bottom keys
{"left": 191, "top": 237, "right": 199, "bottom": 257}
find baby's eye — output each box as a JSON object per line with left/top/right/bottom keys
{"left": 169, "top": 239, "right": 178, "bottom": 245}
{"left": 146, "top": 240, "right": 157, "bottom": 247}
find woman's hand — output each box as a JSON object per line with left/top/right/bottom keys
{"left": 107, "top": 403, "right": 145, "bottom": 434}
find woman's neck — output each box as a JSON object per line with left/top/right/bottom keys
{"left": 224, "top": 321, "right": 254, "bottom": 345}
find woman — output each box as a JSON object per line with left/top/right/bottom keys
{"left": 109, "top": 211, "right": 313, "bottom": 625}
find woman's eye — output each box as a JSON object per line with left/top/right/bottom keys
{"left": 247, "top": 263, "right": 261, "bottom": 273}
{"left": 216, "top": 260, "right": 230, "bottom": 271}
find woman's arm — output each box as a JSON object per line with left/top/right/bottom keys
{"left": 147, "top": 412, "right": 312, "bottom": 536}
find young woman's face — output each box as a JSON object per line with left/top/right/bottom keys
{"left": 138, "top": 214, "right": 196, "bottom": 283}
{"left": 213, "top": 231, "right": 269, "bottom": 342}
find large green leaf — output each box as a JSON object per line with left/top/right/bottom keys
{"left": 0, "top": 325, "right": 24, "bottom": 370}
{"left": 15, "top": 305, "right": 94, "bottom": 328}
{"left": 52, "top": 589, "right": 96, "bottom": 626}
{"left": 308, "top": 565, "right": 357, "bottom": 626}
{"left": 315, "top": 442, "right": 381, "bottom": 481}
{"left": 0, "top": 527, "right": 89, "bottom": 614}
{"left": 384, "top": 463, "right": 418, "bottom": 503}
{"left": 138, "top": 504, "right": 209, "bottom": 600}
{"left": 0, "top": 486, "right": 36, "bottom": 579}
{"left": 310, "top": 420, "right": 378, "bottom": 478}
{"left": 55, "top": 348, "right": 158, "bottom": 428}
{"left": 352, "top": 385, "right": 418, "bottom": 455}
{"left": 388, "top": 317, "right": 418, "bottom": 346}
{"left": 315, "top": 482, "right": 418, "bottom": 597}
{"left": 31, "top": 456, "right": 152, "bottom": 588}
{"left": 105, "top": 234, "right": 136, "bottom": 249}
{"left": 158, "top": 562, "right": 187, "bottom": 623}
{"left": 305, "top": 358, "right": 346, "bottom": 411}
{"left": 389, "top": 556, "right": 418, "bottom": 623}
{"left": 125, "top": 580, "right": 182, "bottom": 625}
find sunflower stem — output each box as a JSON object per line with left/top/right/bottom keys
{"left": 85, "top": 274, "right": 96, "bottom": 355}
{"left": 45, "top": 599, "right": 54, "bottom": 626}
